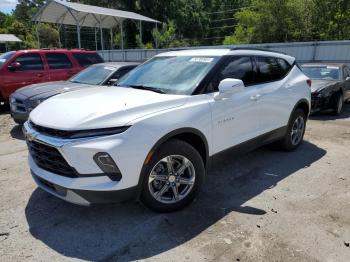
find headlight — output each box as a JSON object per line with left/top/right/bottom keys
{"left": 93, "top": 152, "right": 122, "bottom": 181}
{"left": 9, "top": 96, "right": 16, "bottom": 104}
{"left": 32, "top": 98, "right": 46, "bottom": 106}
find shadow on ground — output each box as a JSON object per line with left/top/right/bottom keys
{"left": 310, "top": 103, "right": 350, "bottom": 121}
{"left": 25, "top": 141, "right": 326, "bottom": 261}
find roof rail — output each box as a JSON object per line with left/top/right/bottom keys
{"left": 230, "top": 47, "right": 287, "bottom": 55}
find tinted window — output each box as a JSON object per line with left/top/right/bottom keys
{"left": 256, "top": 56, "right": 289, "bottom": 83}
{"left": 207, "top": 56, "right": 255, "bottom": 92}
{"left": 14, "top": 53, "right": 43, "bottom": 71}
{"left": 112, "top": 66, "right": 136, "bottom": 80}
{"left": 73, "top": 53, "right": 103, "bottom": 67}
{"left": 46, "top": 53, "right": 72, "bottom": 69}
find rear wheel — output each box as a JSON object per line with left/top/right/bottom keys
{"left": 332, "top": 93, "right": 343, "bottom": 115}
{"left": 276, "top": 108, "right": 306, "bottom": 151}
{"left": 140, "top": 139, "right": 205, "bottom": 212}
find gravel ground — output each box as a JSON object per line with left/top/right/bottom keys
{"left": 0, "top": 105, "right": 349, "bottom": 262}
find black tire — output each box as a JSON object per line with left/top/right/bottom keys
{"left": 276, "top": 108, "right": 306, "bottom": 151}
{"left": 332, "top": 92, "right": 343, "bottom": 115}
{"left": 140, "top": 139, "right": 205, "bottom": 212}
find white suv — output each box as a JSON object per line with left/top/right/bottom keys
{"left": 23, "top": 49, "right": 311, "bottom": 212}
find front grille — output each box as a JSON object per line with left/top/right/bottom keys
{"left": 11, "top": 98, "right": 26, "bottom": 112}
{"left": 28, "top": 140, "right": 78, "bottom": 178}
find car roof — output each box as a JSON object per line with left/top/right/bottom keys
{"left": 156, "top": 48, "right": 295, "bottom": 64}
{"left": 13, "top": 49, "right": 98, "bottom": 54}
{"left": 301, "top": 63, "right": 345, "bottom": 68}
{"left": 91, "top": 62, "right": 139, "bottom": 70}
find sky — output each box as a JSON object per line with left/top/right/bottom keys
{"left": 0, "top": 0, "right": 18, "bottom": 14}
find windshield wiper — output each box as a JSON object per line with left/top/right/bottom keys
{"left": 127, "top": 85, "right": 165, "bottom": 94}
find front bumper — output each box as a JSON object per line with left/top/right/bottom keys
{"left": 11, "top": 111, "right": 29, "bottom": 124}
{"left": 31, "top": 170, "right": 138, "bottom": 205}
{"left": 311, "top": 92, "right": 331, "bottom": 112}
{"left": 23, "top": 121, "right": 151, "bottom": 205}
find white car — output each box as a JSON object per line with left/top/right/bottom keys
{"left": 23, "top": 48, "right": 311, "bottom": 212}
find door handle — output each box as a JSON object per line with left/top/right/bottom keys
{"left": 250, "top": 94, "right": 261, "bottom": 101}
{"left": 37, "top": 73, "right": 43, "bottom": 77}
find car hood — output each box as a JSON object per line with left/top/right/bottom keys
{"left": 310, "top": 80, "right": 337, "bottom": 93}
{"left": 30, "top": 86, "right": 188, "bottom": 130}
{"left": 15, "top": 81, "right": 89, "bottom": 99}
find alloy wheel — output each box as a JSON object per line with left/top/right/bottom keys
{"left": 148, "top": 155, "right": 196, "bottom": 204}
{"left": 291, "top": 116, "right": 305, "bottom": 146}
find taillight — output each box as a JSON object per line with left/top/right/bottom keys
{"left": 306, "top": 79, "right": 312, "bottom": 87}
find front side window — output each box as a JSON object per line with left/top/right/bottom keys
{"left": 255, "top": 56, "right": 288, "bottom": 83}
{"left": 69, "top": 64, "right": 115, "bottom": 85}
{"left": 0, "top": 51, "right": 15, "bottom": 66}
{"left": 207, "top": 56, "right": 255, "bottom": 92}
{"left": 117, "top": 56, "right": 219, "bottom": 95}
{"left": 46, "top": 53, "right": 72, "bottom": 69}
{"left": 301, "top": 66, "right": 340, "bottom": 81}
{"left": 14, "top": 53, "right": 43, "bottom": 71}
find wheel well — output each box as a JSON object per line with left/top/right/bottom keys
{"left": 156, "top": 132, "right": 208, "bottom": 166}
{"left": 296, "top": 101, "right": 310, "bottom": 117}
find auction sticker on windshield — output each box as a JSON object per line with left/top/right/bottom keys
{"left": 190, "top": 57, "right": 214, "bottom": 63}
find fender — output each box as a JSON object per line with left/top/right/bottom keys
{"left": 135, "top": 127, "right": 210, "bottom": 199}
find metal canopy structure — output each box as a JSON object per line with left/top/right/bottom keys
{"left": 33, "top": 0, "right": 160, "bottom": 50}
{"left": 0, "top": 34, "right": 22, "bottom": 51}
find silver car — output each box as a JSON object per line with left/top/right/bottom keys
{"left": 10, "top": 62, "right": 138, "bottom": 124}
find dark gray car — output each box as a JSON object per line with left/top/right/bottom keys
{"left": 10, "top": 62, "right": 138, "bottom": 124}
{"left": 301, "top": 63, "right": 350, "bottom": 115}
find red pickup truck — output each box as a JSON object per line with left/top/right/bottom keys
{"left": 0, "top": 49, "right": 104, "bottom": 104}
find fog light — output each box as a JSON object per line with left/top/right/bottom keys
{"left": 93, "top": 152, "right": 122, "bottom": 181}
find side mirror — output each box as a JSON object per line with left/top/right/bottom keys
{"left": 215, "top": 78, "right": 245, "bottom": 100}
{"left": 107, "top": 78, "right": 118, "bottom": 86}
{"left": 8, "top": 62, "right": 21, "bottom": 72}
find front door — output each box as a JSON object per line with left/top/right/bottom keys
{"left": 206, "top": 56, "right": 262, "bottom": 154}
{"left": 3, "top": 53, "right": 48, "bottom": 98}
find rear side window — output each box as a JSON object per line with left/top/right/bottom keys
{"left": 14, "top": 53, "right": 43, "bottom": 71}
{"left": 46, "top": 53, "right": 72, "bottom": 69}
{"left": 255, "top": 56, "right": 290, "bottom": 83}
{"left": 73, "top": 53, "right": 103, "bottom": 67}
{"left": 207, "top": 56, "right": 255, "bottom": 91}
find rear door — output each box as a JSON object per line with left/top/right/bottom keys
{"left": 72, "top": 52, "right": 104, "bottom": 68}
{"left": 254, "top": 56, "right": 293, "bottom": 133}
{"left": 45, "top": 52, "right": 76, "bottom": 81}
{"left": 207, "top": 56, "right": 262, "bottom": 153}
{"left": 3, "top": 52, "right": 48, "bottom": 97}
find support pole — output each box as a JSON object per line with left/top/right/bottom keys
{"left": 120, "top": 21, "right": 124, "bottom": 50}
{"left": 155, "top": 23, "right": 158, "bottom": 49}
{"left": 94, "top": 27, "right": 98, "bottom": 51}
{"left": 77, "top": 23, "right": 81, "bottom": 49}
{"left": 100, "top": 16, "right": 104, "bottom": 51}
{"left": 110, "top": 27, "right": 113, "bottom": 50}
{"left": 139, "top": 20, "right": 142, "bottom": 48}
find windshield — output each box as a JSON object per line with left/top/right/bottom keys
{"left": 301, "top": 66, "right": 340, "bottom": 81}
{"left": 0, "top": 51, "right": 15, "bottom": 66}
{"left": 117, "top": 56, "right": 219, "bottom": 95}
{"left": 69, "top": 64, "right": 115, "bottom": 85}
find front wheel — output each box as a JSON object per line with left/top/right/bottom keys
{"left": 277, "top": 108, "right": 306, "bottom": 151}
{"left": 140, "top": 139, "right": 205, "bottom": 212}
{"left": 332, "top": 93, "right": 343, "bottom": 115}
